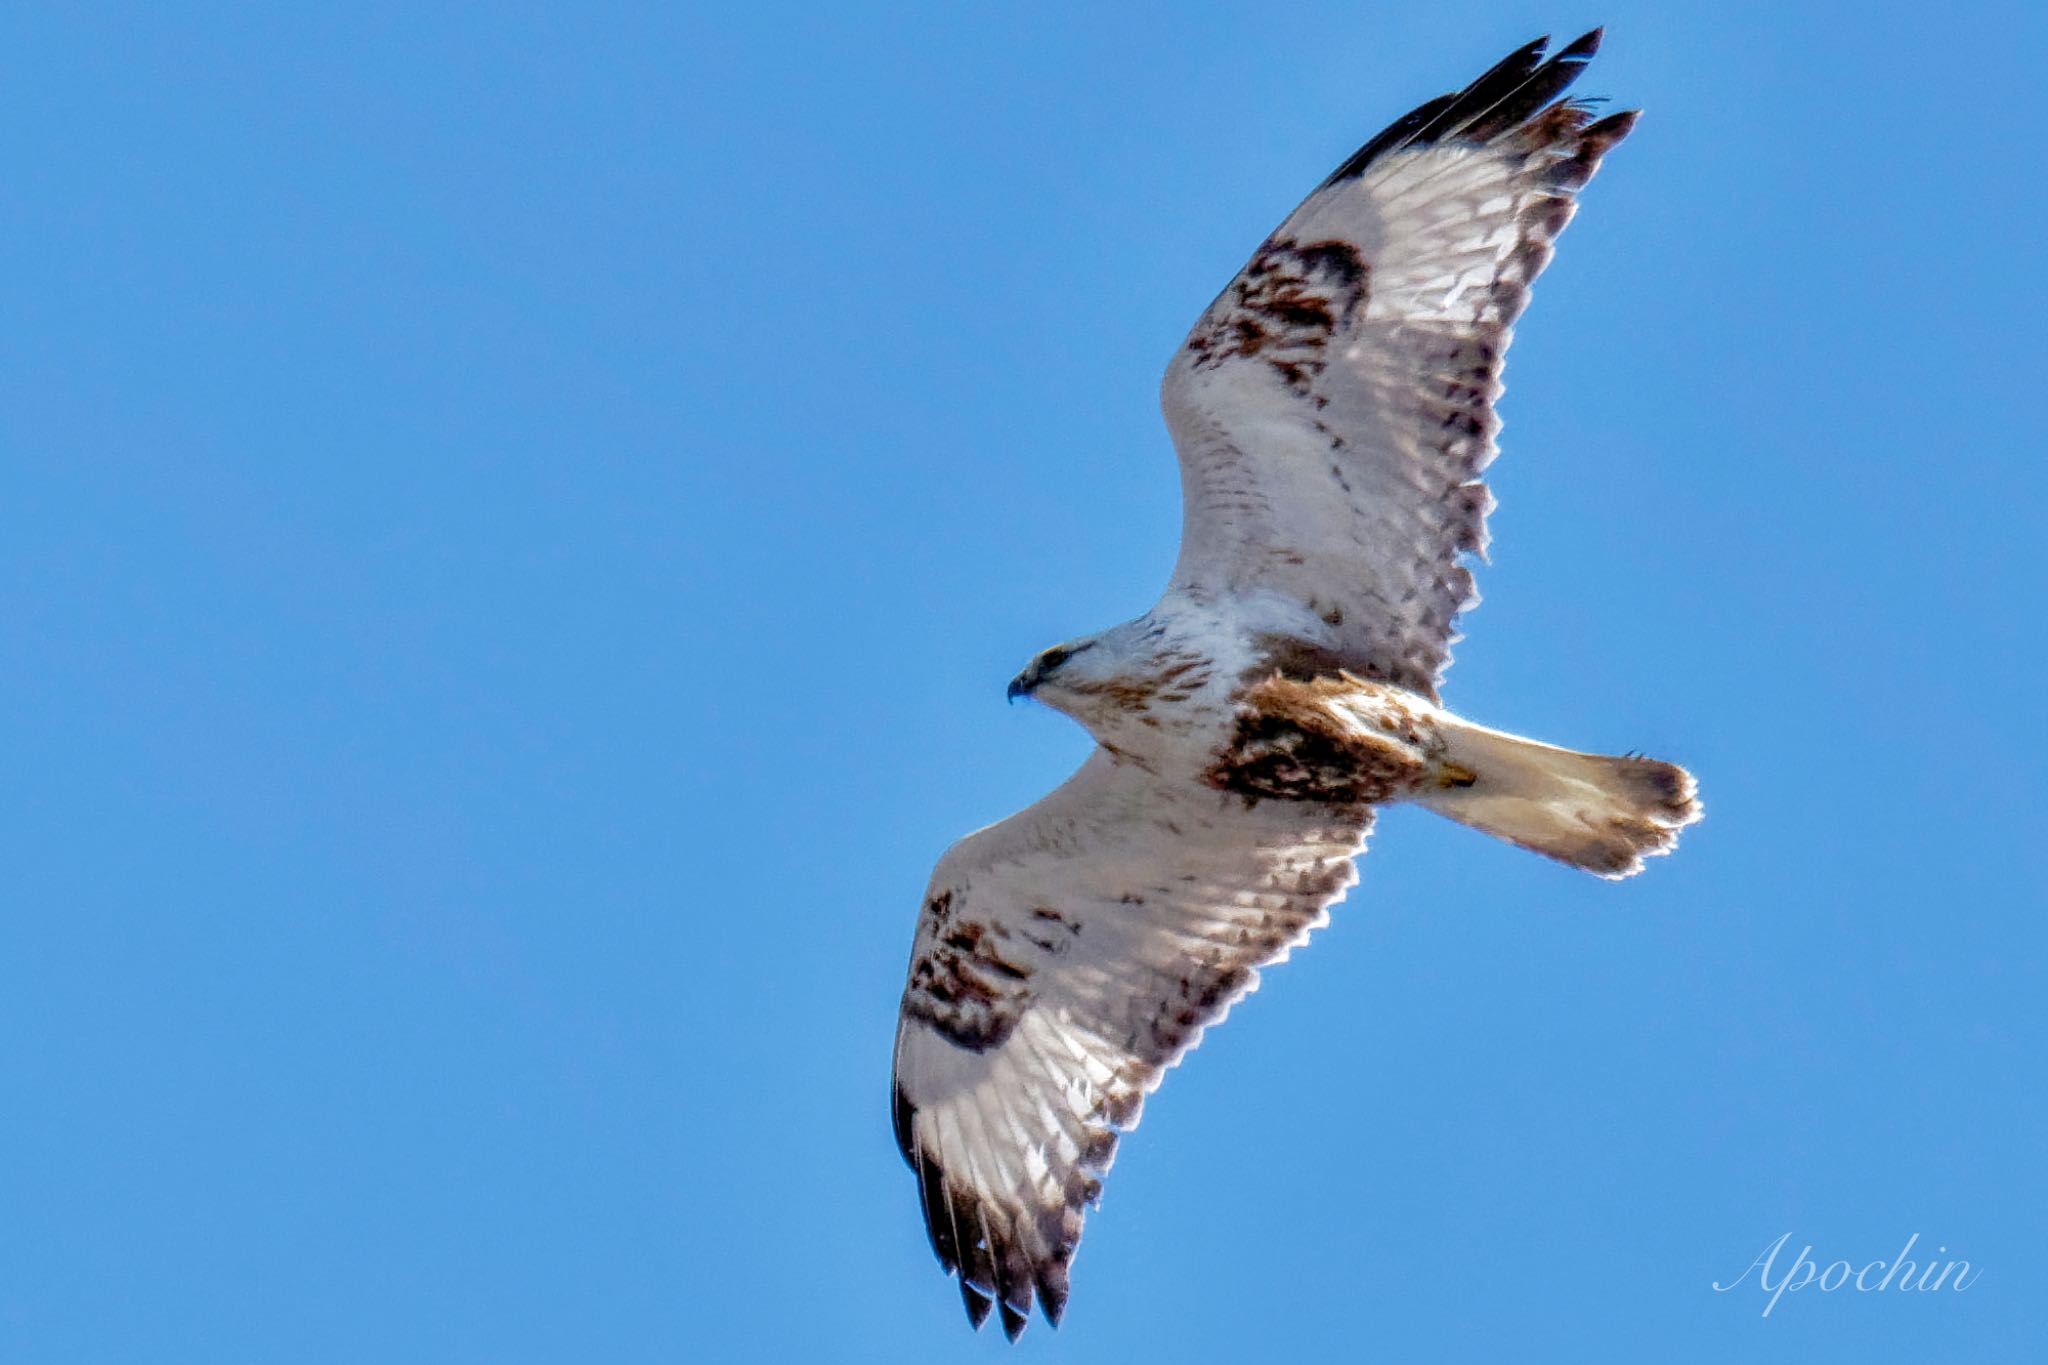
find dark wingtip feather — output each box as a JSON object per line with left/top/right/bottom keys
{"left": 1410, "top": 33, "right": 1553, "bottom": 144}
{"left": 1491, "top": 33, "right": 1555, "bottom": 75}
{"left": 906, "top": 1119, "right": 1067, "bottom": 1335}
{"left": 1317, "top": 94, "right": 1457, "bottom": 188}
{"left": 1456, "top": 29, "right": 1603, "bottom": 142}
{"left": 1542, "top": 106, "right": 1640, "bottom": 191}
{"left": 913, "top": 1155, "right": 959, "bottom": 1270}
{"left": 1035, "top": 1260, "right": 1070, "bottom": 1328}
{"left": 890, "top": 1080, "right": 916, "bottom": 1167}
{"left": 1321, "top": 28, "right": 1616, "bottom": 187}
{"left": 1318, "top": 33, "right": 1546, "bottom": 188}
{"left": 1585, "top": 107, "right": 1640, "bottom": 147}
{"left": 960, "top": 1279, "right": 993, "bottom": 1330}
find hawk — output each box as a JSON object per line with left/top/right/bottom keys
{"left": 891, "top": 29, "right": 1699, "bottom": 1338}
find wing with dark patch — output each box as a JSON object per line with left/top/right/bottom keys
{"left": 1162, "top": 30, "right": 1636, "bottom": 698}
{"left": 891, "top": 749, "right": 1371, "bottom": 1337}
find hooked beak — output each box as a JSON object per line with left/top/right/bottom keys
{"left": 1006, "top": 671, "right": 1033, "bottom": 704}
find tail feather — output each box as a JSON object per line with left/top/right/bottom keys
{"left": 1415, "top": 717, "right": 1701, "bottom": 878}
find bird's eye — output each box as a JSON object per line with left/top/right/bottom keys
{"left": 1039, "top": 646, "right": 1070, "bottom": 671}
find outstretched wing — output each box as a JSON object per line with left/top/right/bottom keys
{"left": 1161, "top": 30, "right": 1637, "bottom": 700}
{"left": 892, "top": 749, "right": 1370, "bottom": 1337}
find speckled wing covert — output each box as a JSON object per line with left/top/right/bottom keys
{"left": 892, "top": 750, "right": 1369, "bottom": 1337}
{"left": 1162, "top": 29, "right": 1637, "bottom": 701}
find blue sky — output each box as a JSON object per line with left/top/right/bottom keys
{"left": 3, "top": 2, "right": 2043, "bottom": 1360}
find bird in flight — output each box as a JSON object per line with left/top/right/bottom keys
{"left": 891, "top": 29, "right": 1699, "bottom": 1339}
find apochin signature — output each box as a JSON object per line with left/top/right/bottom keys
{"left": 1714, "top": 1232, "right": 1980, "bottom": 1317}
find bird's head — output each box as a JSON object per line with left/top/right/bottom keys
{"left": 1005, "top": 618, "right": 1187, "bottom": 750}
{"left": 1006, "top": 637, "right": 1102, "bottom": 705}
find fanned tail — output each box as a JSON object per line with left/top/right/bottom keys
{"left": 1416, "top": 716, "right": 1701, "bottom": 878}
